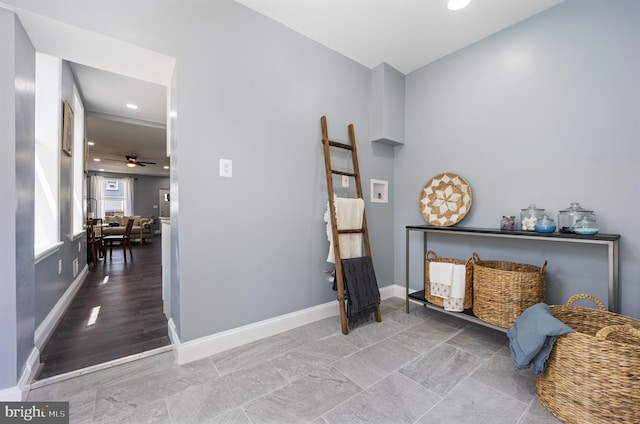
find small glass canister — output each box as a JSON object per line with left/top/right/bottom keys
{"left": 534, "top": 215, "right": 557, "bottom": 233}
{"left": 520, "top": 203, "right": 545, "bottom": 231}
{"left": 573, "top": 215, "right": 599, "bottom": 235}
{"left": 500, "top": 216, "right": 516, "bottom": 231}
{"left": 558, "top": 203, "right": 594, "bottom": 234}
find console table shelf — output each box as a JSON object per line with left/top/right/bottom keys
{"left": 405, "top": 225, "right": 620, "bottom": 325}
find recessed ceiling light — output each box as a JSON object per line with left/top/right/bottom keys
{"left": 163, "top": 166, "right": 169, "bottom": 170}
{"left": 447, "top": 0, "right": 471, "bottom": 11}
{"left": 126, "top": 103, "right": 139, "bottom": 110}
{"left": 93, "top": 158, "right": 101, "bottom": 162}
{"left": 88, "top": 141, "right": 95, "bottom": 146}
{"left": 99, "top": 168, "right": 104, "bottom": 171}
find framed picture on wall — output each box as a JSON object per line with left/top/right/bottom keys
{"left": 62, "top": 100, "right": 74, "bottom": 157}
{"left": 83, "top": 137, "right": 89, "bottom": 173}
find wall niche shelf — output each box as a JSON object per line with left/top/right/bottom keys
{"left": 370, "top": 179, "right": 388, "bottom": 203}
{"left": 405, "top": 225, "right": 621, "bottom": 329}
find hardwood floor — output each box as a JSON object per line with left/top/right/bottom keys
{"left": 36, "top": 238, "right": 170, "bottom": 381}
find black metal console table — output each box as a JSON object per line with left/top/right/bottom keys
{"left": 405, "top": 225, "right": 621, "bottom": 330}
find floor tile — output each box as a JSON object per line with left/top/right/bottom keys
{"left": 391, "top": 320, "right": 463, "bottom": 354}
{"left": 415, "top": 377, "right": 528, "bottom": 424}
{"left": 471, "top": 345, "right": 536, "bottom": 403}
{"left": 166, "top": 362, "right": 287, "bottom": 423}
{"left": 55, "top": 351, "right": 175, "bottom": 400}
{"left": 322, "top": 372, "right": 441, "bottom": 424}
{"left": 333, "top": 338, "right": 419, "bottom": 389}
{"left": 270, "top": 334, "right": 359, "bottom": 382}
{"left": 96, "top": 399, "right": 171, "bottom": 424}
{"left": 409, "top": 303, "right": 470, "bottom": 329}
{"left": 285, "top": 316, "right": 342, "bottom": 345}
{"left": 340, "top": 320, "right": 405, "bottom": 349}
{"left": 27, "top": 297, "right": 548, "bottom": 424}
{"left": 211, "top": 333, "right": 300, "bottom": 375}
{"left": 67, "top": 390, "right": 97, "bottom": 424}
{"left": 383, "top": 308, "right": 430, "bottom": 329}
{"left": 445, "top": 323, "right": 508, "bottom": 359}
{"left": 399, "top": 343, "right": 484, "bottom": 397}
{"left": 92, "top": 366, "right": 204, "bottom": 421}
{"left": 519, "top": 397, "right": 562, "bottom": 424}
{"left": 243, "top": 367, "right": 361, "bottom": 423}
{"left": 206, "top": 407, "right": 251, "bottom": 424}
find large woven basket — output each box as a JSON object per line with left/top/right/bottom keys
{"left": 536, "top": 294, "right": 640, "bottom": 424}
{"left": 472, "top": 253, "right": 546, "bottom": 328}
{"left": 424, "top": 251, "right": 473, "bottom": 309}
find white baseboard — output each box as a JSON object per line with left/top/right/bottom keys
{"left": 171, "top": 283, "right": 401, "bottom": 365}
{"left": 35, "top": 265, "right": 89, "bottom": 350}
{"left": 0, "top": 348, "right": 39, "bottom": 401}
{"left": 0, "top": 384, "right": 22, "bottom": 401}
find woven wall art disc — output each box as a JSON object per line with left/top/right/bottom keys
{"left": 419, "top": 173, "right": 472, "bottom": 226}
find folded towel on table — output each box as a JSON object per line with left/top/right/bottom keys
{"left": 443, "top": 264, "right": 466, "bottom": 312}
{"left": 429, "top": 262, "right": 454, "bottom": 298}
{"left": 341, "top": 256, "right": 380, "bottom": 327}
{"left": 325, "top": 195, "right": 364, "bottom": 263}
{"left": 507, "top": 302, "right": 574, "bottom": 376}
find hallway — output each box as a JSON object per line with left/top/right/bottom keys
{"left": 36, "top": 239, "right": 170, "bottom": 381}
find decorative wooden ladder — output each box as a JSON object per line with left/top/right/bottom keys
{"left": 321, "top": 115, "right": 382, "bottom": 335}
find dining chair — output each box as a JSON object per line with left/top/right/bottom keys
{"left": 102, "top": 218, "right": 135, "bottom": 261}
{"left": 86, "top": 219, "right": 105, "bottom": 266}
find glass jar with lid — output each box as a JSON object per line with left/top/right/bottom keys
{"left": 500, "top": 216, "right": 516, "bottom": 231}
{"left": 557, "top": 203, "right": 594, "bottom": 234}
{"left": 573, "top": 215, "right": 599, "bottom": 235}
{"left": 534, "top": 215, "right": 557, "bottom": 233}
{"left": 520, "top": 203, "right": 545, "bottom": 231}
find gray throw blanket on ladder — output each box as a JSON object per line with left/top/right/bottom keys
{"left": 341, "top": 256, "right": 380, "bottom": 327}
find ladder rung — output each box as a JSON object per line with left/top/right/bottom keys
{"left": 331, "top": 170, "right": 357, "bottom": 177}
{"left": 323, "top": 139, "right": 354, "bottom": 151}
{"left": 338, "top": 229, "right": 365, "bottom": 234}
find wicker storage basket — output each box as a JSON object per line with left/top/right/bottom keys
{"left": 424, "top": 251, "right": 473, "bottom": 309}
{"left": 536, "top": 294, "right": 640, "bottom": 424}
{"left": 472, "top": 253, "right": 546, "bottom": 328}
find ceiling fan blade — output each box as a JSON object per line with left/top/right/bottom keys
{"left": 137, "top": 163, "right": 146, "bottom": 166}
{"left": 138, "top": 161, "right": 156, "bottom": 165}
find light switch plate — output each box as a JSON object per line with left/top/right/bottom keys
{"left": 342, "top": 175, "right": 349, "bottom": 188}
{"left": 220, "top": 159, "right": 232, "bottom": 177}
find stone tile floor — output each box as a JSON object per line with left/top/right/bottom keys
{"left": 28, "top": 297, "right": 562, "bottom": 423}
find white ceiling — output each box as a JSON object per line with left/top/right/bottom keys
{"left": 235, "top": 0, "right": 564, "bottom": 74}
{"left": 72, "top": 63, "right": 170, "bottom": 177}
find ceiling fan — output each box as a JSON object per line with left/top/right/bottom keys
{"left": 126, "top": 155, "right": 156, "bottom": 167}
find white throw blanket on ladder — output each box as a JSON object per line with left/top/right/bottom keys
{"left": 325, "top": 195, "right": 364, "bottom": 263}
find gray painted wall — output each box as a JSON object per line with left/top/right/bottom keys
{"left": 0, "top": 10, "right": 36, "bottom": 389}
{"left": 397, "top": 0, "right": 640, "bottom": 317}
{"left": 7, "top": 0, "right": 396, "bottom": 341}
{"left": 0, "top": 8, "right": 20, "bottom": 390}
{"left": 14, "top": 15, "right": 36, "bottom": 383}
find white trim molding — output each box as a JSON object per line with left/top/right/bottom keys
{"left": 0, "top": 348, "right": 39, "bottom": 401}
{"left": 170, "top": 284, "right": 399, "bottom": 365}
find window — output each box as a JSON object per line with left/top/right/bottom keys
{"left": 91, "top": 176, "right": 134, "bottom": 218}
{"left": 34, "top": 53, "right": 61, "bottom": 257}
